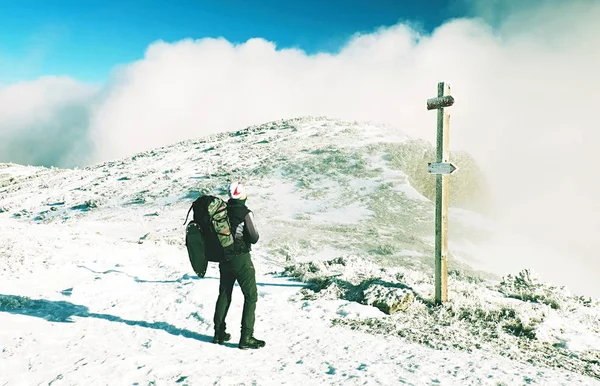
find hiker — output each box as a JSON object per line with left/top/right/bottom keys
{"left": 212, "top": 181, "right": 266, "bottom": 350}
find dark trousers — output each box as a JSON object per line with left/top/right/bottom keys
{"left": 213, "top": 252, "right": 258, "bottom": 338}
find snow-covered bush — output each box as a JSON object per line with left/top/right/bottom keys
{"left": 283, "top": 256, "right": 600, "bottom": 379}
{"left": 497, "top": 269, "right": 568, "bottom": 310}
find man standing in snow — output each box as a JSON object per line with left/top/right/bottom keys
{"left": 212, "top": 181, "right": 266, "bottom": 350}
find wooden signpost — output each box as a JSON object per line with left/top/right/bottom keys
{"left": 426, "top": 82, "right": 458, "bottom": 304}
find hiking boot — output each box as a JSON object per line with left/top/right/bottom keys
{"left": 212, "top": 331, "right": 231, "bottom": 345}
{"left": 238, "top": 336, "right": 266, "bottom": 350}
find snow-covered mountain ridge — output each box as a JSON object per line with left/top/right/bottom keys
{"left": 1, "top": 117, "right": 599, "bottom": 385}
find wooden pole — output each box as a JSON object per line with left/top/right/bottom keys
{"left": 438, "top": 82, "right": 450, "bottom": 304}
{"left": 427, "top": 82, "right": 455, "bottom": 304}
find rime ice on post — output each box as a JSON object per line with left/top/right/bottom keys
{"left": 427, "top": 82, "right": 458, "bottom": 304}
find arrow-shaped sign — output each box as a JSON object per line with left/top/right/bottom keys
{"left": 428, "top": 162, "right": 458, "bottom": 175}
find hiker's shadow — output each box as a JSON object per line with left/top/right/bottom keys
{"left": 0, "top": 294, "right": 238, "bottom": 348}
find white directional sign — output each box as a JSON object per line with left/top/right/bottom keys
{"left": 428, "top": 162, "right": 458, "bottom": 175}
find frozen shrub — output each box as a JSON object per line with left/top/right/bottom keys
{"left": 498, "top": 269, "right": 566, "bottom": 310}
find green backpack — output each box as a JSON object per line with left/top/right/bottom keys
{"left": 183, "top": 195, "right": 235, "bottom": 277}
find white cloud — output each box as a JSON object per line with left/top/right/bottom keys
{"left": 0, "top": 77, "right": 93, "bottom": 129}
{"left": 1, "top": 0, "right": 598, "bottom": 289}
{"left": 0, "top": 77, "right": 96, "bottom": 167}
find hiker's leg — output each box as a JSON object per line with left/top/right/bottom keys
{"left": 213, "top": 266, "right": 235, "bottom": 333}
{"left": 235, "top": 253, "right": 258, "bottom": 339}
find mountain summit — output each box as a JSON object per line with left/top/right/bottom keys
{"left": 1, "top": 117, "right": 599, "bottom": 384}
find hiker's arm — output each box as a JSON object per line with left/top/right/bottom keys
{"left": 244, "top": 212, "right": 259, "bottom": 244}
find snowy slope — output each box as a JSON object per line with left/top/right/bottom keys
{"left": 1, "top": 117, "right": 599, "bottom": 385}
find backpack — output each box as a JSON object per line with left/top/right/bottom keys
{"left": 183, "top": 195, "right": 235, "bottom": 277}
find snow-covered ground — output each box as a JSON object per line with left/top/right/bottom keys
{"left": 1, "top": 117, "right": 599, "bottom": 385}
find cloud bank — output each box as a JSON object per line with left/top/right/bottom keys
{"left": 0, "top": 77, "right": 96, "bottom": 167}
{"left": 1, "top": 0, "right": 598, "bottom": 294}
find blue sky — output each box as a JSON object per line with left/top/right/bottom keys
{"left": 0, "top": 0, "right": 463, "bottom": 84}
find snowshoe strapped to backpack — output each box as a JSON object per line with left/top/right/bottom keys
{"left": 185, "top": 222, "right": 209, "bottom": 277}
{"left": 183, "top": 195, "right": 235, "bottom": 277}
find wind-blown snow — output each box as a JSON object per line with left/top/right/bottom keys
{"left": 1, "top": 117, "right": 599, "bottom": 385}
